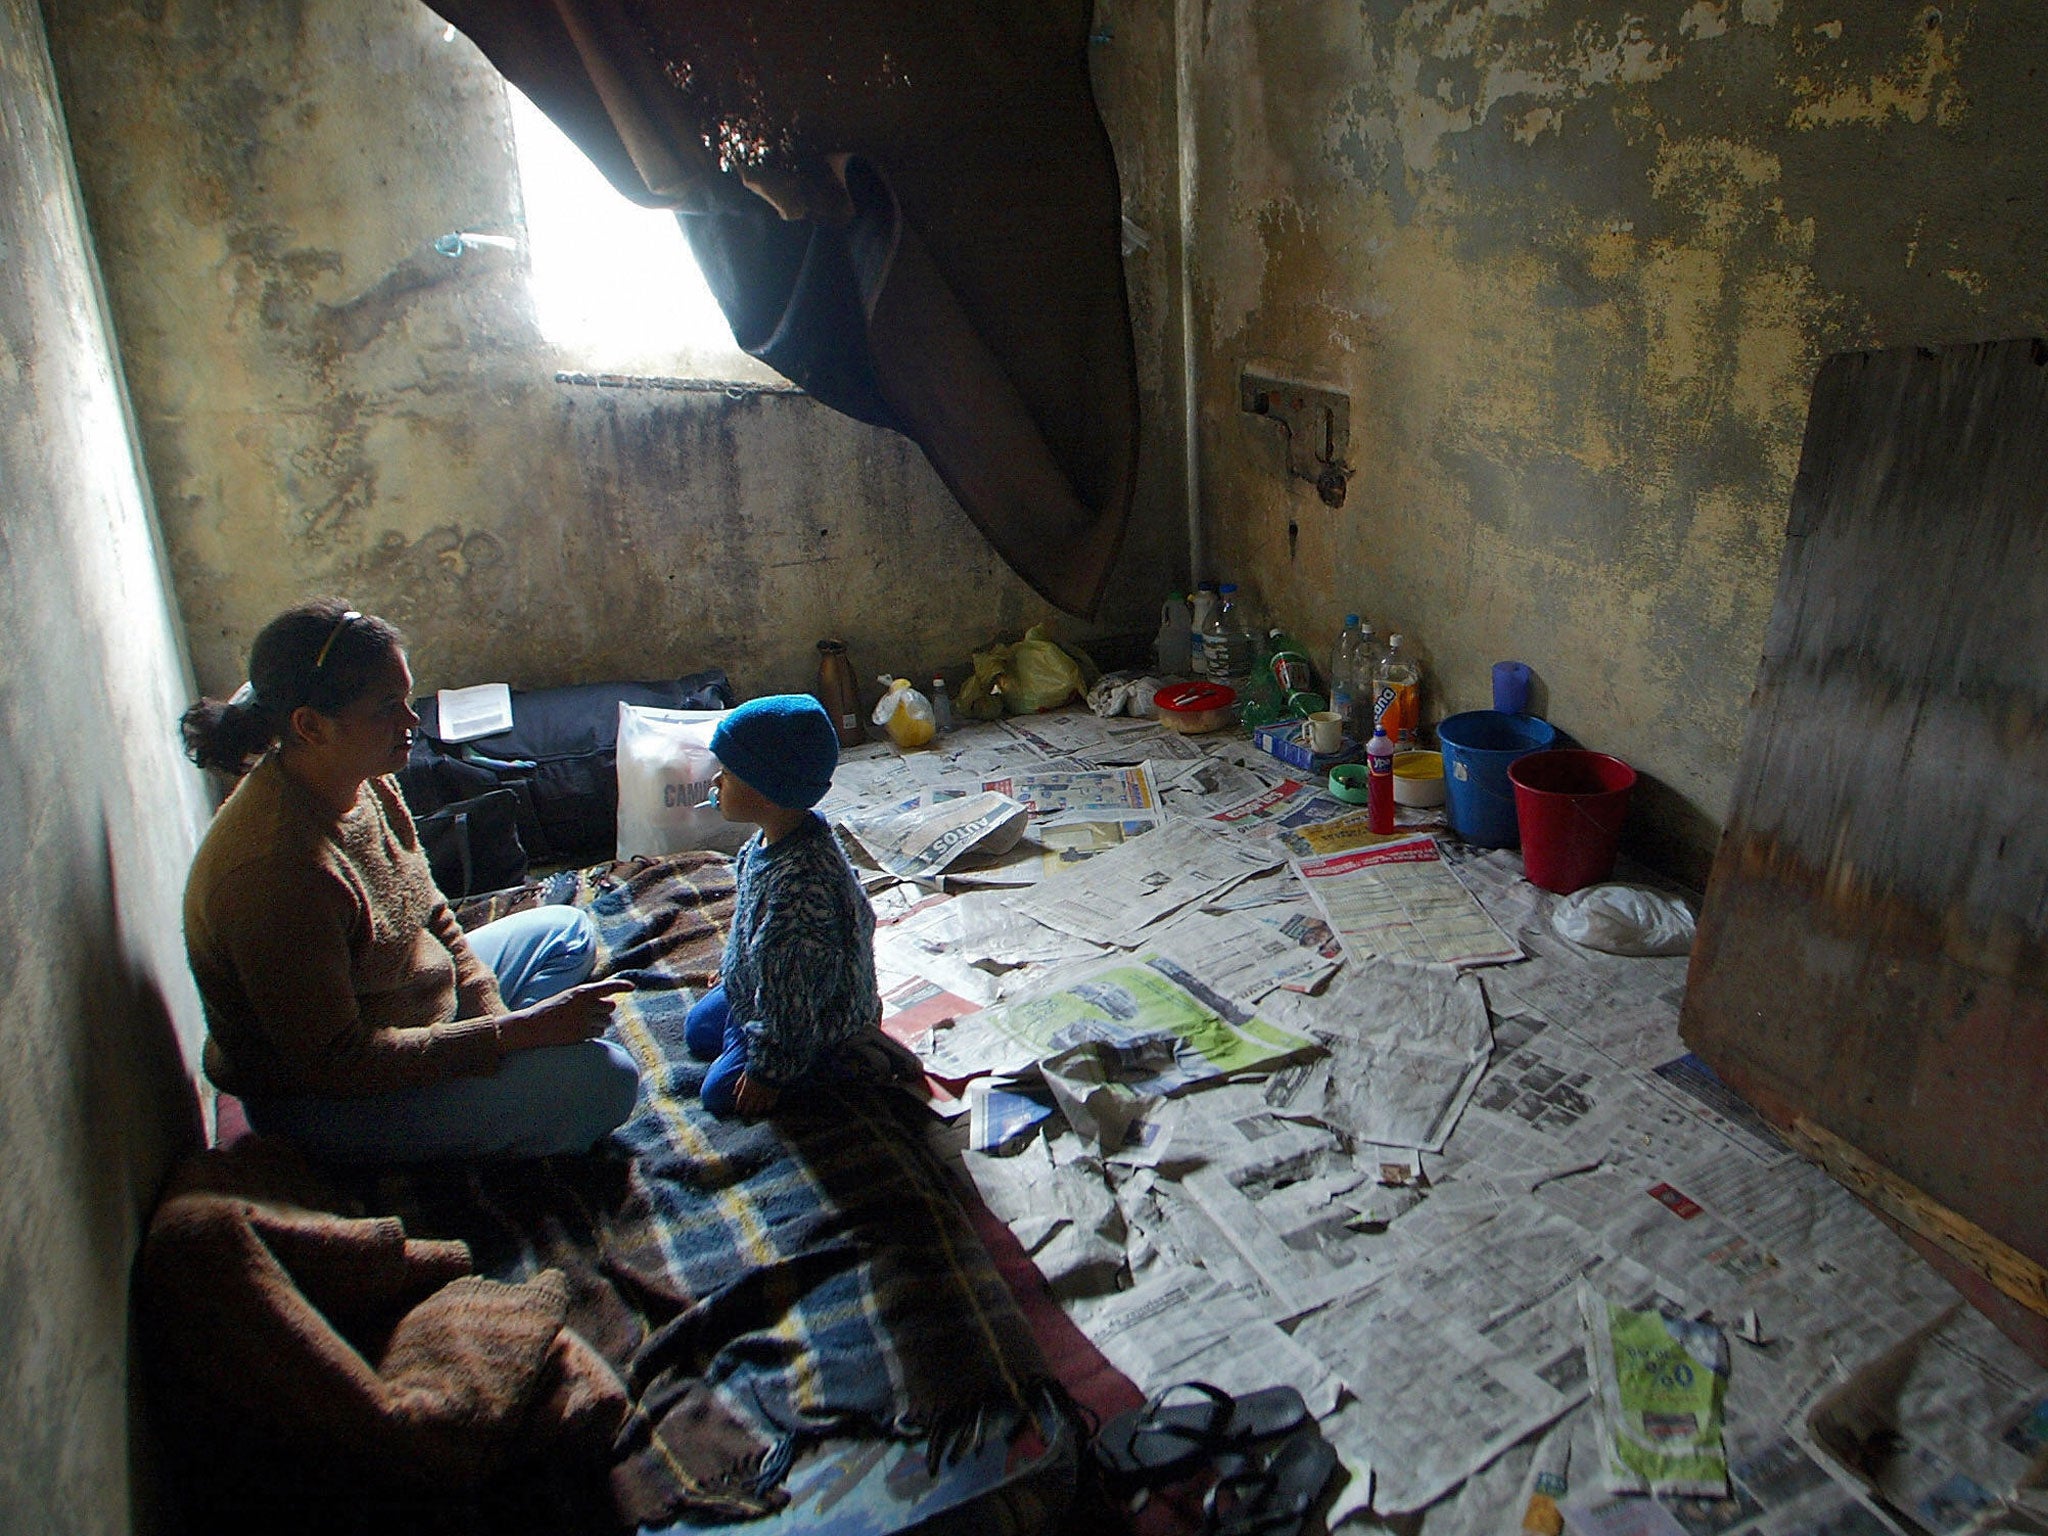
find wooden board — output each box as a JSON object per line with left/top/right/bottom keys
{"left": 1681, "top": 339, "right": 2048, "bottom": 1308}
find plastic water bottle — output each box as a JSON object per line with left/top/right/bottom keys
{"left": 1367, "top": 725, "right": 1396, "bottom": 834}
{"left": 1372, "top": 633, "right": 1422, "bottom": 751}
{"left": 1203, "top": 583, "right": 1254, "bottom": 688}
{"left": 1328, "top": 615, "right": 1362, "bottom": 719}
{"left": 1189, "top": 582, "right": 1219, "bottom": 679}
{"left": 1155, "top": 594, "right": 1193, "bottom": 675}
{"left": 930, "top": 676, "right": 955, "bottom": 734}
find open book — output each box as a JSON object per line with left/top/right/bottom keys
{"left": 435, "top": 682, "right": 513, "bottom": 743}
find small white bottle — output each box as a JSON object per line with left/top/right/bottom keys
{"left": 930, "top": 676, "right": 954, "bottom": 733}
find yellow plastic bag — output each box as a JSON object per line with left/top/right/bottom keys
{"left": 871, "top": 677, "right": 936, "bottom": 748}
{"left": 956, "top": 625, "right": 1094, "bottom": 718}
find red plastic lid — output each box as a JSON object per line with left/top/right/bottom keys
{"left": 1155, "top": 680, "right": 1238, "bottom": 714}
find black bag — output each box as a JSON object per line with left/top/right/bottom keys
{"left": 414, "top": 789, "right": 529, "bottom": 899}
{"left": 399, "top": 672, "right": 734, "bottom": 864}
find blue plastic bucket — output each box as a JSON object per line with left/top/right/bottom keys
{"left": 1436, "top": 711, "right": 1558, "bottom": 847}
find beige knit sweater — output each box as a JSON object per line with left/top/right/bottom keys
{"left": 185, "top": 754, "right": 507, "bottom": 1099}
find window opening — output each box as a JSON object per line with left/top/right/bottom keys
{"left": 506, "top": 87, "right": 785, "bottom": 388}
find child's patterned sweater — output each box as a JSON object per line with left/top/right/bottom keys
{"left": 721, "top": 811, "right": 882, "bottom": 1087}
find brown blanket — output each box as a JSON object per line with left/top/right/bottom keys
{"left": 139, "top": 1138, "right": 627, "bottom": 1503}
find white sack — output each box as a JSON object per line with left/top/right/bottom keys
{"left": 1550, "top": 883, "right": 1696, "bottom": 957}
{"left": 614, "top": 702, "right": 748, "bottom": 859}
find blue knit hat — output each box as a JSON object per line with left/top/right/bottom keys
{"left": 710, "top": 694, "right": 840, "bottom": 810}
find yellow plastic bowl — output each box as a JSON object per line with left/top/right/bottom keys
{"left": 1392, "top": 749, "right": 1446, "bottom": 807}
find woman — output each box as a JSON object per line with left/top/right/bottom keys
{"left": 179, "top": 599, "right": 641, "bottom": 1163}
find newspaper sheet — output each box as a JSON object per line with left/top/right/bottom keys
{"left": 1002, "top": 710, "right": 1204, "bottom": 764}
{"left": 1292, "top": 1201, "right": 1667, "bottom": 1513}
{"left": 1009, "top": 817, "right": 1281, "bottom": 946}
{"left": 915, "top": 954, "right": 1316, "bottom": 1091}
{"left": 1062, "top": 1265, "right": 1345, "bottom": 1417}
{"left": 1147, "top": 907, "right": 1343, "bottom": 1012}
{"left": 841, "top": 790, "right": 1031, "bottom": 881}
{"left": 962, "top": 1134, "right": 1129, "bottom": 1299}
{"left": 1276, "top": 809, "right": 1443, "bottom": 858}
{"left": 882, "top": 888, "right": 1103, "bottom": 969}
{"left": 1208, "top": 777, "right": 1355, "bottom": 839}
{"left": 943, "top": 813, "right": 1167, "bottom": 888}
{"left": 980, "top": 764, "right": 1160, "bottom": 820}
{"left": 1293, "top": 835, "right": 1523, "bottom": 969}
{"left": 1256, "top": 960, "right": 1493, "bottom": 1150}
{"left": 1797, "top": 1305, "right": 2048, "bottom": 1536}
{"left": 1445, "top": 845, "right": 1693, "bottom": 1067}
{"left": 1159, "top": 754, "right": 1288, "bottom": 816}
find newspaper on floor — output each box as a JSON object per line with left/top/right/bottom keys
{"left": 1290, "top": 1200, "right": 1670, "bottom": 1513}
{"left": 1147, "top": 906, "right": 1343, "bottom": 1013}
{"left": 1208, "top": 777, "right": 1355, "bottom": 839}
{"left": 944, "top": 812, "right": 1168, "bottom": 888}
{"left": 841, "top": 790, "right": 1031, "bottom": 881}
{"left": 915, "top": 952, "right": 1317, "bottom": 1092}
{"left": 1008, "top": 817, "right": 1282, "bottom": 946}
{"left": 1002, "top": 710, "right": 1194, "bottom": 764}
{"left": 1277, "top": 808, "right": 1443, "bottom": 859}
{"left": 1447, "top": 845, "right": 1693, "bottom": 1067}
{"left": 980, "top": 763, "right": 1161, "bottom": 820}
{"left": 883, "top": 888, "right": 1103, "bottom": 970}
{"left": 1797, "top": 1303, "right": 2048, "bottom": 1536}
{"left": 1158, "top": 753, "right": 1288, "bottom": 815}
{"left": 1062, "top": 1265, "right": 1345, "bottom": 1418}
{"left": 962, "top": 1132, "right": 1128, "bottom": 1299}
{"left": 1292, "top": 834, "right": 1523, "bottom": 969}
{"left": 1256, "top": 960, "right": 1493, "bottom": 1151}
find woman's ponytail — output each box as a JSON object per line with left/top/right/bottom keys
{"left": 179, "top": 693, "right": 280, "bottom": 775}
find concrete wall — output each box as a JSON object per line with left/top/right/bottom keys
{"left": 0, "top": 2, "right": 209, "bottom": 1530}
{"left": 1185, "top": 0, "right": 2048, "bottom": 879}
{"left": 43, "top": 0, "right": 1187, "bottom": 709}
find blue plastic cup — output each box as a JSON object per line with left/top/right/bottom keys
{"left": 1436, "top": 710, "right": 1557, "bottom": 847}
{"left": 1492, "top": 661, "right": 1532, "bottom": 715}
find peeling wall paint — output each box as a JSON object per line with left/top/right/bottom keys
{"left": 0, "top": 2, "right": 208, "bottom": 1529}
{"left": 1189, "top": 0, "right": 2048, "bottom": 878}
{"left": 43, "top": 0, "right": 1185, "bottom": 705}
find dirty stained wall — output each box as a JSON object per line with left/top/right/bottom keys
{"left": 1188, "top": 0, "right": 2048, "bottom": 878}
{"left": 0, "top": 2, "right": 209, "bottom": 1531}
{"left": 43, "top": 0, "right": 1186, "bottom": 705}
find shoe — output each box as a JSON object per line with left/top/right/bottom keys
{"left": 1092, "top": 1381, "right": 1310, "bottom": 1492}
{"left": 1201, "top": 1423, "right": 1338, "bottom": 1535}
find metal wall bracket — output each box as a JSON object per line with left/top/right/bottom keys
{"left": 1240, "top": 369, "right": 1353, "bottom": 508}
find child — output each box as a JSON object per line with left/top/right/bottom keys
{"left": 685, "top": 695, "right": 882, "bottom": 1117}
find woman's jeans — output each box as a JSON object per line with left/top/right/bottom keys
{"left": 245, "top": 906, "right": 641, "bottom": 1163}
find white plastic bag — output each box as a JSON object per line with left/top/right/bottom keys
{"left": 1551, "top": 884, "right": 1696, "bottom": 957}
{"left": 614, "top": 702, "right": 748, "bottom": 859}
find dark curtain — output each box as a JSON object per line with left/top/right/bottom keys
{"left": 423, "top": 0, "right": 1138, "bottom": 618}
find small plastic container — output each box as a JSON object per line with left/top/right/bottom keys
{"left": 1154, "top": 680, "right": 1239, "bottom": 733}
{"left": 1392, "top": 749, "right": 1446, "bottom": 807}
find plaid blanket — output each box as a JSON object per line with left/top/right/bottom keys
{"left": 372, "top": 853, "right": 1052, "bottom": 1529}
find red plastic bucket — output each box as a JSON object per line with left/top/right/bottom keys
{"left": 1507, "top": 750, "right": 1636, "bottom": 894}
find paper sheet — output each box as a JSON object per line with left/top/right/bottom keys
{"left": 916, "top": 954, "right": 1316, "bottom": 1092}
{"left": 1008, "top": 818, "right": 1281, "bottom": 946}
{"left": 1293, "top": 835, "right": 1523, "bottom": 969}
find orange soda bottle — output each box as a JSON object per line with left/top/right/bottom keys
{"left": 1371, "top": 634, "right": 1421, "bottom": 750}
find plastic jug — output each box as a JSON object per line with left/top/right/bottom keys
{"left": 1155, "top": 594, "right": 1194, "bottom": 675}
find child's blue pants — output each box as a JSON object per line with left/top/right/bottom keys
{"left": 683, "top": 984, "right": 750, "bottom": 1117}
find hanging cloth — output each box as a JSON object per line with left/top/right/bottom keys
{"left": 422, "top": 0, "right": 1138, "bottom": 617}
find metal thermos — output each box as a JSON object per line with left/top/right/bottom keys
{"left": 814, "top": 639, "right": 864, "bottom": 748}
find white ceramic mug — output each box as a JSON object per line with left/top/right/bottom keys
{"left": 1306, "top": 710, "right": 1344, "bottom": 754}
